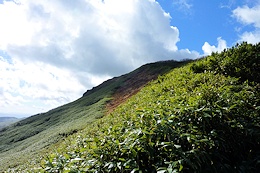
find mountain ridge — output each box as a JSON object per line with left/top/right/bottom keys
{"left": 105, "top": 60, "right": 191, "bottom": 113}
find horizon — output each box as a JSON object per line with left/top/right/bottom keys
{"left": 1, "top": 0, "right": 260, "bottom": 117}
{"left": 0, "top": 113, "right": 30, "bottom": 118}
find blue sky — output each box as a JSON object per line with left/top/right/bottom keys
{"left": 0, "top": 0, "right": 259, "bottom": 117}
{"left": 157, "top": 0, "right": 259, "bottom": 53}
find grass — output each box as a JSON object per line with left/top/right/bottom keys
{"left": 0, "top": 97, "right": 108, "bottom": 171}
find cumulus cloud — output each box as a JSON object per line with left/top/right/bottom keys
{"left": 202, "top": 37, "right": 227, "bottom": 55}
{"left": 1, "top": 0, "right": 189, "bottom": 76}
{"left": 232, "top": 3, "right": 260, "bottom": 43}
{"left": 0, "top": 0, "right": 199, "bottom": 116}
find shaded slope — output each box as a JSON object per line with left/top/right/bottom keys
{"left": 0, "top": 60, "right": 186, "bottom": 171}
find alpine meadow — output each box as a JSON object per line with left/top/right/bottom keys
{"left": 0, "top": 42, "right": 260, "bottom": 172}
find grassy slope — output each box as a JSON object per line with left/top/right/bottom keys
{"left": 0, "top": 94, "right": 108, "bottom": 171}
{"left": 34, "top": 42, "right": 259, "bottom": 172}
{"left": 0, "top": 60, "right": 184, "bottom": 171}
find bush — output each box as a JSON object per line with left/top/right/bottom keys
{"left": 191, "top": 42, "right": 260, "bottom": 83}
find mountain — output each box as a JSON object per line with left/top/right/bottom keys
{"left": 1, "top": 42, "right": 259, "bottom": 172}
{"left": 0, "top": 117, "right": 20, "bottom": 130}
{"left": 0, "top": 60, "right": 188, "bottom": 171}
{"left": 33, "top": 42, "right": 259, "bottom": 172}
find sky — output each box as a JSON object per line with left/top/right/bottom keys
{"left": 0, "top": 0, "right": 260, "bottom": 118}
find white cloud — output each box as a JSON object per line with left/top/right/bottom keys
{"left": 232, "top": 5, "right": 260, "bottom": 28}
{"left": 1, "top": 0, "right": 187, "bottom": 75}
{"left": 239, "top": 30, "right": 260, "bottom": 44}
{"left": 219, "top": 0, "right": 236, "bottom": 9}
{"left": 232, "top": 3, "right": 260, "bottom": 43}
{"left": 202, "top": 37, "right": 227, "bottom": 55}
{"left": 0, "top": 0, "right": 199, "bottom": 116}
{"left": 173, "top": 0, "right": 193, "bottom": 10}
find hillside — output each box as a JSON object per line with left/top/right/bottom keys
{"left": 0, "top": 60, "right": 185, "bottom": 171}
{"left": 30, "top": 42, "right": 259, "bottom": 172}
{"left": 1, "top": 42, "right": 259, "bottom": 172}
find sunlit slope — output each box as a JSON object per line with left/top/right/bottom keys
{"left": 37, "top": 42, "right": 259, "bottom": 172}
{"left": 0, "top": 60, "right": 184, "bottom": 171}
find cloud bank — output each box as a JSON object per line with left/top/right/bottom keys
{"left": 0, "top": 0, "right": 199, "bottom": 116}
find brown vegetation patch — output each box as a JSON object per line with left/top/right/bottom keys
{"left": 106, "top": 60, "right": 189, "bottom": 114}
{"left": 106, "top": 73, "right": 157, "bottom": 114}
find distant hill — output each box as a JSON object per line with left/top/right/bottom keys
{"left": 0, "top": 117, "right": 20, "bottom": 130}
{"left": 0, "top": 117, "right": 18, "bottom": 122}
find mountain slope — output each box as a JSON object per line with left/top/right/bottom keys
{"left": 35, "top": 42, "right": 259, "bottom": 173}
{"left": 0, "top": 60, "right": 186, "bottom": 171}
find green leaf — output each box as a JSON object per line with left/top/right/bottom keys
{"left": 179, "top": 164, "right": 183, "bottom": 171}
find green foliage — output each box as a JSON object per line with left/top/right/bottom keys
{"left": 34, "top": 43, "right": 260, "bottom": 172}
{"left": 191, "top": 42, "right": 260, "bottom": 83}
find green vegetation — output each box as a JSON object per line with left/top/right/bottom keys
{"left": 0, "top": 60, "right": 181, "bottom": 172}
{"left": 191, "top": 42, "right": 260, "bottom": 83}
{"left": 0, "top": 96, "right": 108, "bottom": 171}
{"left": 33, "top": 42, "right": 259, "bottom": 172}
